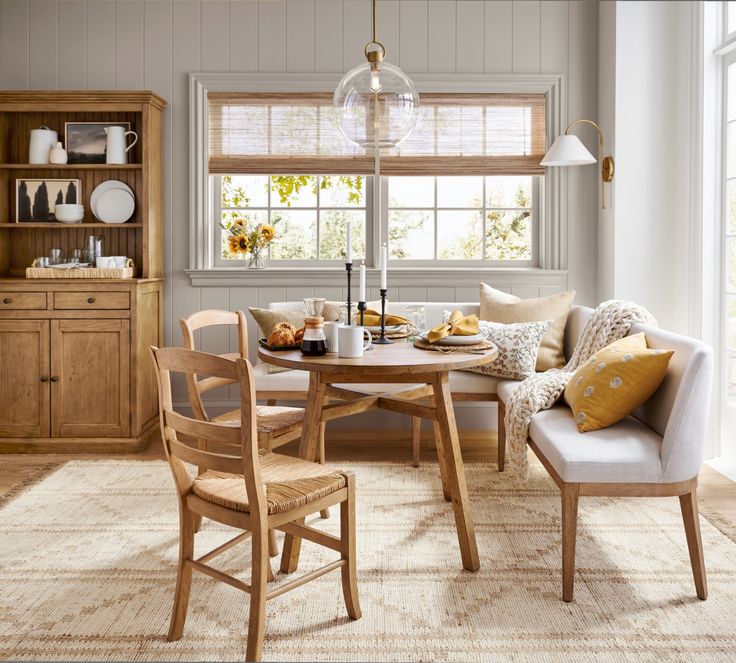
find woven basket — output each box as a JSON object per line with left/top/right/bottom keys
{"left": 26, "top": 259, "right": 136, "bottom": 279}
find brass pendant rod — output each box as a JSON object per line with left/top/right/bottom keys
{"left": 372, "top": 0, "right": 376, "bottom": 44}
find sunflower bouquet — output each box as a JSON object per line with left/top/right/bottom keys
{"left": 221, "top": 216, "right": 278, "bottom": 267}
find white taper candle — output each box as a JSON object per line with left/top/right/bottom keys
{"left": 359, "top": 262, "right": 366, "bottom": 301}
{"left": 380, "top": 245, "right": 387, "bottom": 289}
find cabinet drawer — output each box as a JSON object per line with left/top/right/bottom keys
{"left": 0, "top": 292, "right": 47, "bottom": 310}
{"left": 54, "top": 291, "right": 130, "bottom": 310}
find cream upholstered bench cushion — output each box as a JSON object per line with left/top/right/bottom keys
{"left": 528, "top": 406, "right": 663, "bottom": 483}
{"left": 192, "top": 451, "right": 346, "bottom": 515}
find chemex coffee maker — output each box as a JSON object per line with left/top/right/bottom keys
{"left": 301, "top": 298, "right": 327, "bottom": 356}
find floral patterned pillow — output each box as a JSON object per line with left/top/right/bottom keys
{"left": 442, "top": 311, "right": 551, "bottom": 380}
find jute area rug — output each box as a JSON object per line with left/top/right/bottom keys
{"left": 1, "top": 459, "right": 736, "bottom": 662}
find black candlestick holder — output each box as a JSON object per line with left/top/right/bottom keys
{"left": 345, "top": 262, "right": 353, "bottom": 325}
{"left": 374, "top": 288, "right": 393, "bottom": 344}
{"left": 357, "top": 300, "right": 367, "bottom": 327}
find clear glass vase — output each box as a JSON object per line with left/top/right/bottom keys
{"left": 248, "top": 249, "right": 266, "bottom": 269}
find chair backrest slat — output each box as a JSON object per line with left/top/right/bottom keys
{"left": 165, "top": 409, "right": 242, "bottom": 446}
{"left": 169, "top": 438, "right": 245, "bottom": 475}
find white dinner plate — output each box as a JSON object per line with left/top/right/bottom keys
{"left": 421, "top": 332, "right": 485, "bottom": 346}
{"left": 94, "top": 188, "right": 135, "bottom": 223}
{"left": 365, "top": 324, "right": 403, "bottom": 333}
{"left": 90, "top": 180, "right": 134, "bottom": 219}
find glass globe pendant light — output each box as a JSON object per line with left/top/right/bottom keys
{"left": 333, "top": 0, "right": 419, "bottom": 148}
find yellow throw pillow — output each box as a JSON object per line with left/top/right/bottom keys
{"left": 564, "top": 333, "right": 673, "bottom": 432}
{"left": 479, "top": 283, "right": 576, "bottom": 371}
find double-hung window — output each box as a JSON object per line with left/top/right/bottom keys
{"left": 207, "top": 92, "right": 546, "bottom": 268}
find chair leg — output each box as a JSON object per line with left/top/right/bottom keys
{"left": 192, "top": 513, "right": 203, "bottom": 533}
{"left": 167, "top": 507, "right": 195, "bottom": 641}
{"left": 319, "top": 422, "right": 330, "bottom": 520}
{"left": 412, "top": 416, "right": 421, "bottom": 467}
{"left": 679, "top": 486, "right": 708, "bottom": 600}
{"left": 561, "top": 483, "right": 579, "bottom": 602}
{"left": 246, "top": 525, "right": 270, "bottom": 662}
{"left": 340, "top": 473, "right": 361, "bottom": 620}
{"left": 268, "top": 529, "right": 279, "bottom": 557}
{"left": 497, "top": 401, "right": 506, "bottom": 472}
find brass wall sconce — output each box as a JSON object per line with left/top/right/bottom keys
{"left": 541, "top": 119, "right": 615, "bottom": 208}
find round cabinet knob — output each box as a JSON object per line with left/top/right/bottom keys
{"left": 87, "top": 297, "right": 95, "bottom": 304}
{"left": 40, "top": 376, "right": 48, "bottom": 382}
{"left": 50, "top": 376, "right": 59, "bottom": 382}
{"left": 3, "top": 298, "right": 11, "bottom": 304}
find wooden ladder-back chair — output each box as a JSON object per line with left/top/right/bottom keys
{"left": 180, "top": 310, "right": 330, "bottom": 522}
{"left": 179, "top": 310, "right": 304, "bottom": 452}
{"left": 150, "top": 346, "right": 361, "bottom": 662}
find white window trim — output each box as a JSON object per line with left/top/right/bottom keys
{"left": 187, "top": 72, "right": 567, "bottom": 286}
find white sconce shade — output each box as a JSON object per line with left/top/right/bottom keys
{"left": 540, "top": 134, "right": 596, "bottom": 166}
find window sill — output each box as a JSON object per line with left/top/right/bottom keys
{"left": 185, "top": 266, "right": 568, "bottom": 288}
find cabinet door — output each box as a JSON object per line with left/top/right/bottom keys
{"left": 0, "top": 320, "right": 50, "bottom": 437}
{"left": 51, "top": 319, "right": 130, "bottom": 438}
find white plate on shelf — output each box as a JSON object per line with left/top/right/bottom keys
{"left": 421, "top": 332, "right": 485, "bottom": 346}
{"left": 90, "top": 180, "right": 134, "bottom": 219}
{"left": 94, "top": 188, "right": 135, "bottom": 224}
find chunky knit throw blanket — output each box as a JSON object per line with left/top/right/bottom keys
{"left": 504, "top": 300, "right": 658, "bottom": 479}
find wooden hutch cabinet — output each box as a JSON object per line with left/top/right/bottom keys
{"left": 0, "top": 91, "right": 166, "bottom": 452}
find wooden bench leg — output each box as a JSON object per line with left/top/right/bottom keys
{"left": 561, "top": 483, "right": 579, "bottom": 602}
{"left": 497, "top": 401, "right": 506, "bottom": 472}
{"left": 680, "top": 484, "right": 708, "bottom": 600}
{"left": 412, "top": 416, "right": 421, "bottom": 467}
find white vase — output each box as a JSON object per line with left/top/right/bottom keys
{"left": 49, "top": 141, "right": 68, "bottom": 165}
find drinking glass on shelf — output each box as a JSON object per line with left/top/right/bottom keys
{"left": 48, "top": 248, "right": 63, "bottom": 265}
{"left": 70, "top": 248, "right": 82, "bottom": 263}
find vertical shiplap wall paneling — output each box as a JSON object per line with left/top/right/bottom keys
{"left": 376, "top": 0, "right": 400, "bottom": 65}
{"left": 540, "top": 1, "right": 568, "bottom": 75}
{"left": 399, "top": 0, "right": 427, "bottom": 73}
{"left": 512, "top": 0, "right": 540, "bottom": 74}
{"left": 58, "top": 0, "right": 86, "bottom": 88}
{"left": 202, "top": 0, "right": 230, "bottom": 71}
{"left": 286, "top": 0, "right": 316, "bottom": 73}
{"left": 86, "top": 0, "right": 116, "bottom": 88}
{"left": 427, "top": 0, "right": 455, "bottom": 74}
{"left": 343, "top": 0, "right": 370, "bottom": 71}
{"left": 230, "top": 1, "right": 259, "bottom": 72}
{"left": 315, "top": 0, "right": 343, "bottom": 72}
{"left": 566, "top": 0, "right": 597, "bottom": 306}
{"left": 0, "top": 0, "right": 29, "bottom": 89}
{"left": 258, "top": 0, "right": 286, "bottom": 72}
{"left": 115, "top": 0, "right": 144, "bottom": 89}
{"left": 455, "top": 1, "right": 484, "bottom": 74}
{"left": 29, "top": 0, "right": 58, "bottom": 89}
{"left": 483, "top": 1, "right": 512, "bottom": 73}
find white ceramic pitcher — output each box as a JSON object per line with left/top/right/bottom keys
{"left": 104, "top": 126, "right": 138, "bottom": 164}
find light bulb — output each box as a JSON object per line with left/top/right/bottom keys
{"left": 370, "top": 70, "right": 382, "bottom": 93}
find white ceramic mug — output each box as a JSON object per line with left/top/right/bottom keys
{"left": 110, "top": 256, "right": 128, "bottom": 268}
{"left": 338, "top": 326, "right": 372, "bottom": 358}
{"left": 324, "top": 321, "right": 342, "bottom": 353}
{"left": 96, "top": 256, "right": 114, "bottom": 268}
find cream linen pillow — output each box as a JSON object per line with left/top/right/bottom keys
{"left": 479, "top": 283, "right": 575, "bottom": 371}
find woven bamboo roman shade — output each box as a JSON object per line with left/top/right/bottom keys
{"left": 208, "top": 92, "right": 546, "bottom": 176}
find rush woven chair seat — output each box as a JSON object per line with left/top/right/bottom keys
{"left": 150, "top": 346, "right": 361, "bottom": 662}
{"left": 193, "top": 450, "right": 346, "bottom": 514}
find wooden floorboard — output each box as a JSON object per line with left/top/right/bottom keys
{"left": 1, "top": 430, "right": 735, "bottom": 531}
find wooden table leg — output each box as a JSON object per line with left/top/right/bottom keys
{"left": 280, "top": 372, "right": 327, "bottom": 574}
{"left": 432, "top": 372, "right": 480, "bottom": 572}
{"left": 432, "top": 419, "right": 451, "bottom": 502}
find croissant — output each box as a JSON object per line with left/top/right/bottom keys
{"left": 294, "top": 327, "right": 305, "bottom": 343}
{"left": 268, "top": 326, "right": 295, "bottom": 347}
{"left": 274, "top": 321, "right": 296, "bottom": 333}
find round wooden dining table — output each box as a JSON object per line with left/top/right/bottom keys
{"left": 258, "top": 340, "right": 498, "bottom": 573}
